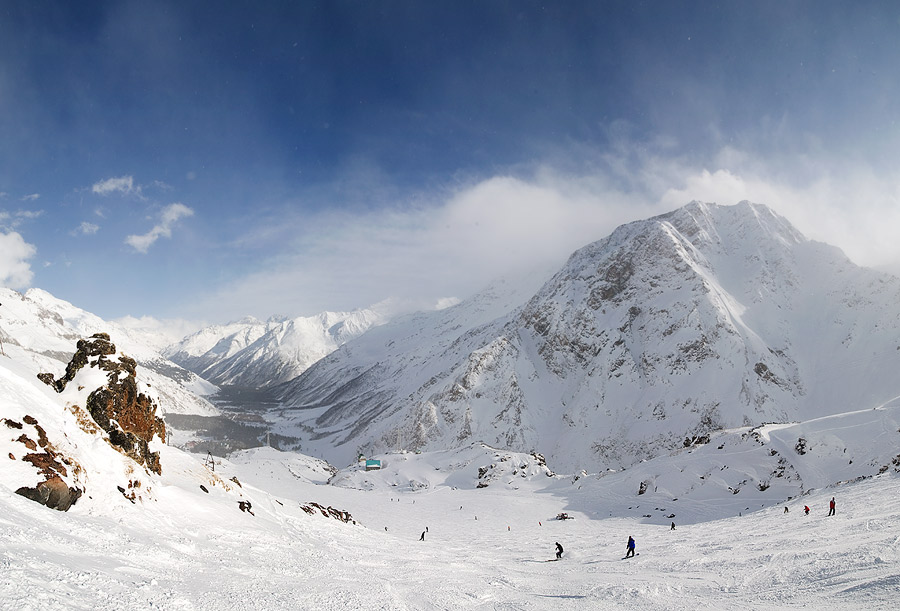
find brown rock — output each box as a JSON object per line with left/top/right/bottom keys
{"left": 16, "top": 476, "right": 82, "bottom": 511}
{"left": 38, "top": 334, "right": 166, "bottom": 475}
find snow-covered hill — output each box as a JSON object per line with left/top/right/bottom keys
{"left": 0, "top": 287, "right": 218, "bottom": 417}
{"left": 270, "top": 201, "right": 900, "bottom": 472}
{"left": 164, "top": 309, "right": 384, "bottom": 388}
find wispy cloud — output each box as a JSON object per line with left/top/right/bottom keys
{"left": 0, "top": 209, "right": 44, "bottom": 231}
{"left": 183, "top": 141, "right": 900, "bottom": 322}
{"left": 15, "top": 209, "right": 43, "bottom": 220}
{"left": 125, "top": 202, "right": 194, "bottom": 253}
{"left": 21, "top": 193, "right": 39, "bottom": 201}
{"left": 92, "top": 175, "right": 140, "bottom": 197}
{"left": 0, "top": 230, "right": 36, "bottom": 288}
{"left": 72, "top": 221, "right": 100, "bottom": 236}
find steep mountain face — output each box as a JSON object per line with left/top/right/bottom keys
{"left": 0, "top": 287, "right": 218, "bottom": 417}
{"left": 165, "top": 309, "right": 384, "bottom": 388}
{"left": 271, "top": 202, "right": 900, "bottom": 472}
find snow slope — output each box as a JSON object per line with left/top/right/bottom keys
{"left": 2, "top": 441, "right": 898, "bottom": 609}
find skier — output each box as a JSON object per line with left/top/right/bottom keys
{"left": 670, "top": 522, "right": 676, "bottom": 530}
{"left": 784, "top": 507, "right": 789, "bottom": 514}
{"left": 625, "top": 536, "right": 636, "bottom": 558}
{"left": 828, "top": 497, "right": 835, "bottom": 516}
{"left": 419, "top": 531, "right": 426, "bottom": 541}
{"left": 555, "top": 542, "right": 563, "bottom": 559}
{"left": 804, "top": 505, "right": 810, "bottom": 515}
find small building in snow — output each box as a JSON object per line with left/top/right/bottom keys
{"left": 365, "top": 459, "right": 382, "bottom": 471}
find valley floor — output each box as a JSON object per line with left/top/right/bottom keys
{"left": 1, "top": 450, "right": 898, "bottom": 610}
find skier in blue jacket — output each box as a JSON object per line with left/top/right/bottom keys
{"left": 625, "top": 536, "right": 636, "bottom": 558}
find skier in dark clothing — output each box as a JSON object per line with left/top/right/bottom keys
{"left": 555, "top": 542, "right": 563, "bottom": 559}
{"left": 670, "top": 522, "right": 676, "bottom": 530}
{"left": 419, "top": 531, "right": 426, "bottom": 541}
{"left": 828, "top": 497, "right": 835, "bottom": 516}
{"left": 625, "top": 536, "right": 636, "bottom": 558}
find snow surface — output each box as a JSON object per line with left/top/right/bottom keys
{"left": 2, "top": 371, "right": 899, "bottom": 611}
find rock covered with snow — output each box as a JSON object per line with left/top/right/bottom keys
{"left": 38, "top": 333, "right": 167, "bottom": 475}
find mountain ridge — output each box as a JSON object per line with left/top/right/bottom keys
{"left": 268, "top": 201, "right": 900, "bottom": 472}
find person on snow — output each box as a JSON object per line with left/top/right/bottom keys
{"left": 804, "top": 505, "right": 810, "bottom": 515}
{"left": 670, "top": 522, "right": 676, "bottom": 530}
{"left": 784, "top": 507, "right": 789, "bottom": 514}
{"left": 419, "top": 531, "right": 426, "bottom": 541}
{"left": 625, "top": 536, "right": 636, "bottom": 558}
{"left": 555, "top": 542, "right": 563, "bottom": 559}
{"left": 828, "top": 497, "right": 835, "bottom": 516}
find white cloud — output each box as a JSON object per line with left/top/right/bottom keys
{"left": 21, "top": 193, "right": 39, "bottom": 201}
{"left": 92, "top": 175, "right": 139, "bottom": 196}
{"left": 177, "top": 134, "right": 900, "bottom": 322}
{"left": 0, "top": 209, "right": 43, "bottom": 231}
{"left": 125, "top": 202, "right": 194, "bottom": 253}
{"left": 112, "top": 314, "right": 205, "bottom": 345}
{"left": 15, "top": 209, "right": 43, "bottom": 220}
{"left": 73, "top": 222, "right": 100, "bottom": 236}
{"left": 0, "top": 231, "right": 36, "bottom": 288}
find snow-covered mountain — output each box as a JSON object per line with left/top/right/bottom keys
{"left": 270, "top": 201, "right": 900, "bottom": 472}
{"left": 0, "top": 287, "right": 218, "bottom": 416}
{"left": 165, "top": 309, "right": 384, "bottom": 388}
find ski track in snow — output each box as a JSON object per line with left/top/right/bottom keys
{"left": 2, "top": 456, "right": 898, "bottom": 610}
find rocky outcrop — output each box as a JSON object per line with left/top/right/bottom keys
{"left": 5, "top": 415, "right": 83, "bottom": 511}
{"left": 300, "top": 502, "right": 357, "bottom": 524}
{"left": 38, "top": 333, "right": 167, "bottom": 475}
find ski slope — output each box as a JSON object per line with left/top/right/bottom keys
{"left": 2, "top": 441, "right": 898, "bottom": 610}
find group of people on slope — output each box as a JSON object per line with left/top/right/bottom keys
{"left": 795, "top": 497, "right": 836, "bottom": 516}
{"left": 553, "top": 535, "right": 636, "bottom": 560}
{"left": 554, "top": 497, "right": 837, "bottom": 562}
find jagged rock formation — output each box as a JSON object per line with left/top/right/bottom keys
{"left": 38, "top": 333, "right": 167, "bottom": 475}
{"left": 299, "top": 501, "right": 357, "bottom": 524}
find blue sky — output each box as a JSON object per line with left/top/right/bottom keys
{"left": 2, "top": 1, "right": 900, "bottom": 327}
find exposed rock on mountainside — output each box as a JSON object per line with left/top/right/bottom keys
{"left": 38, "top": 333, "right": 167, "bottom": 475}
{"left": 6, "top": 414, "right": 83, "bottom": 511}
{"left": 271, "top": 202, "right": 900, "bottom": 472}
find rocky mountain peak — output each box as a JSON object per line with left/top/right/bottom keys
{"left": 271, "top": 201, "right": 900, "bottom": 472}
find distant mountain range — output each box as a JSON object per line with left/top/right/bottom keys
{"left": 164, "top": 309, "right": 384, "bottom": 389}
{"left": 262, "top": 201, "right": 900, "bottom": 472}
